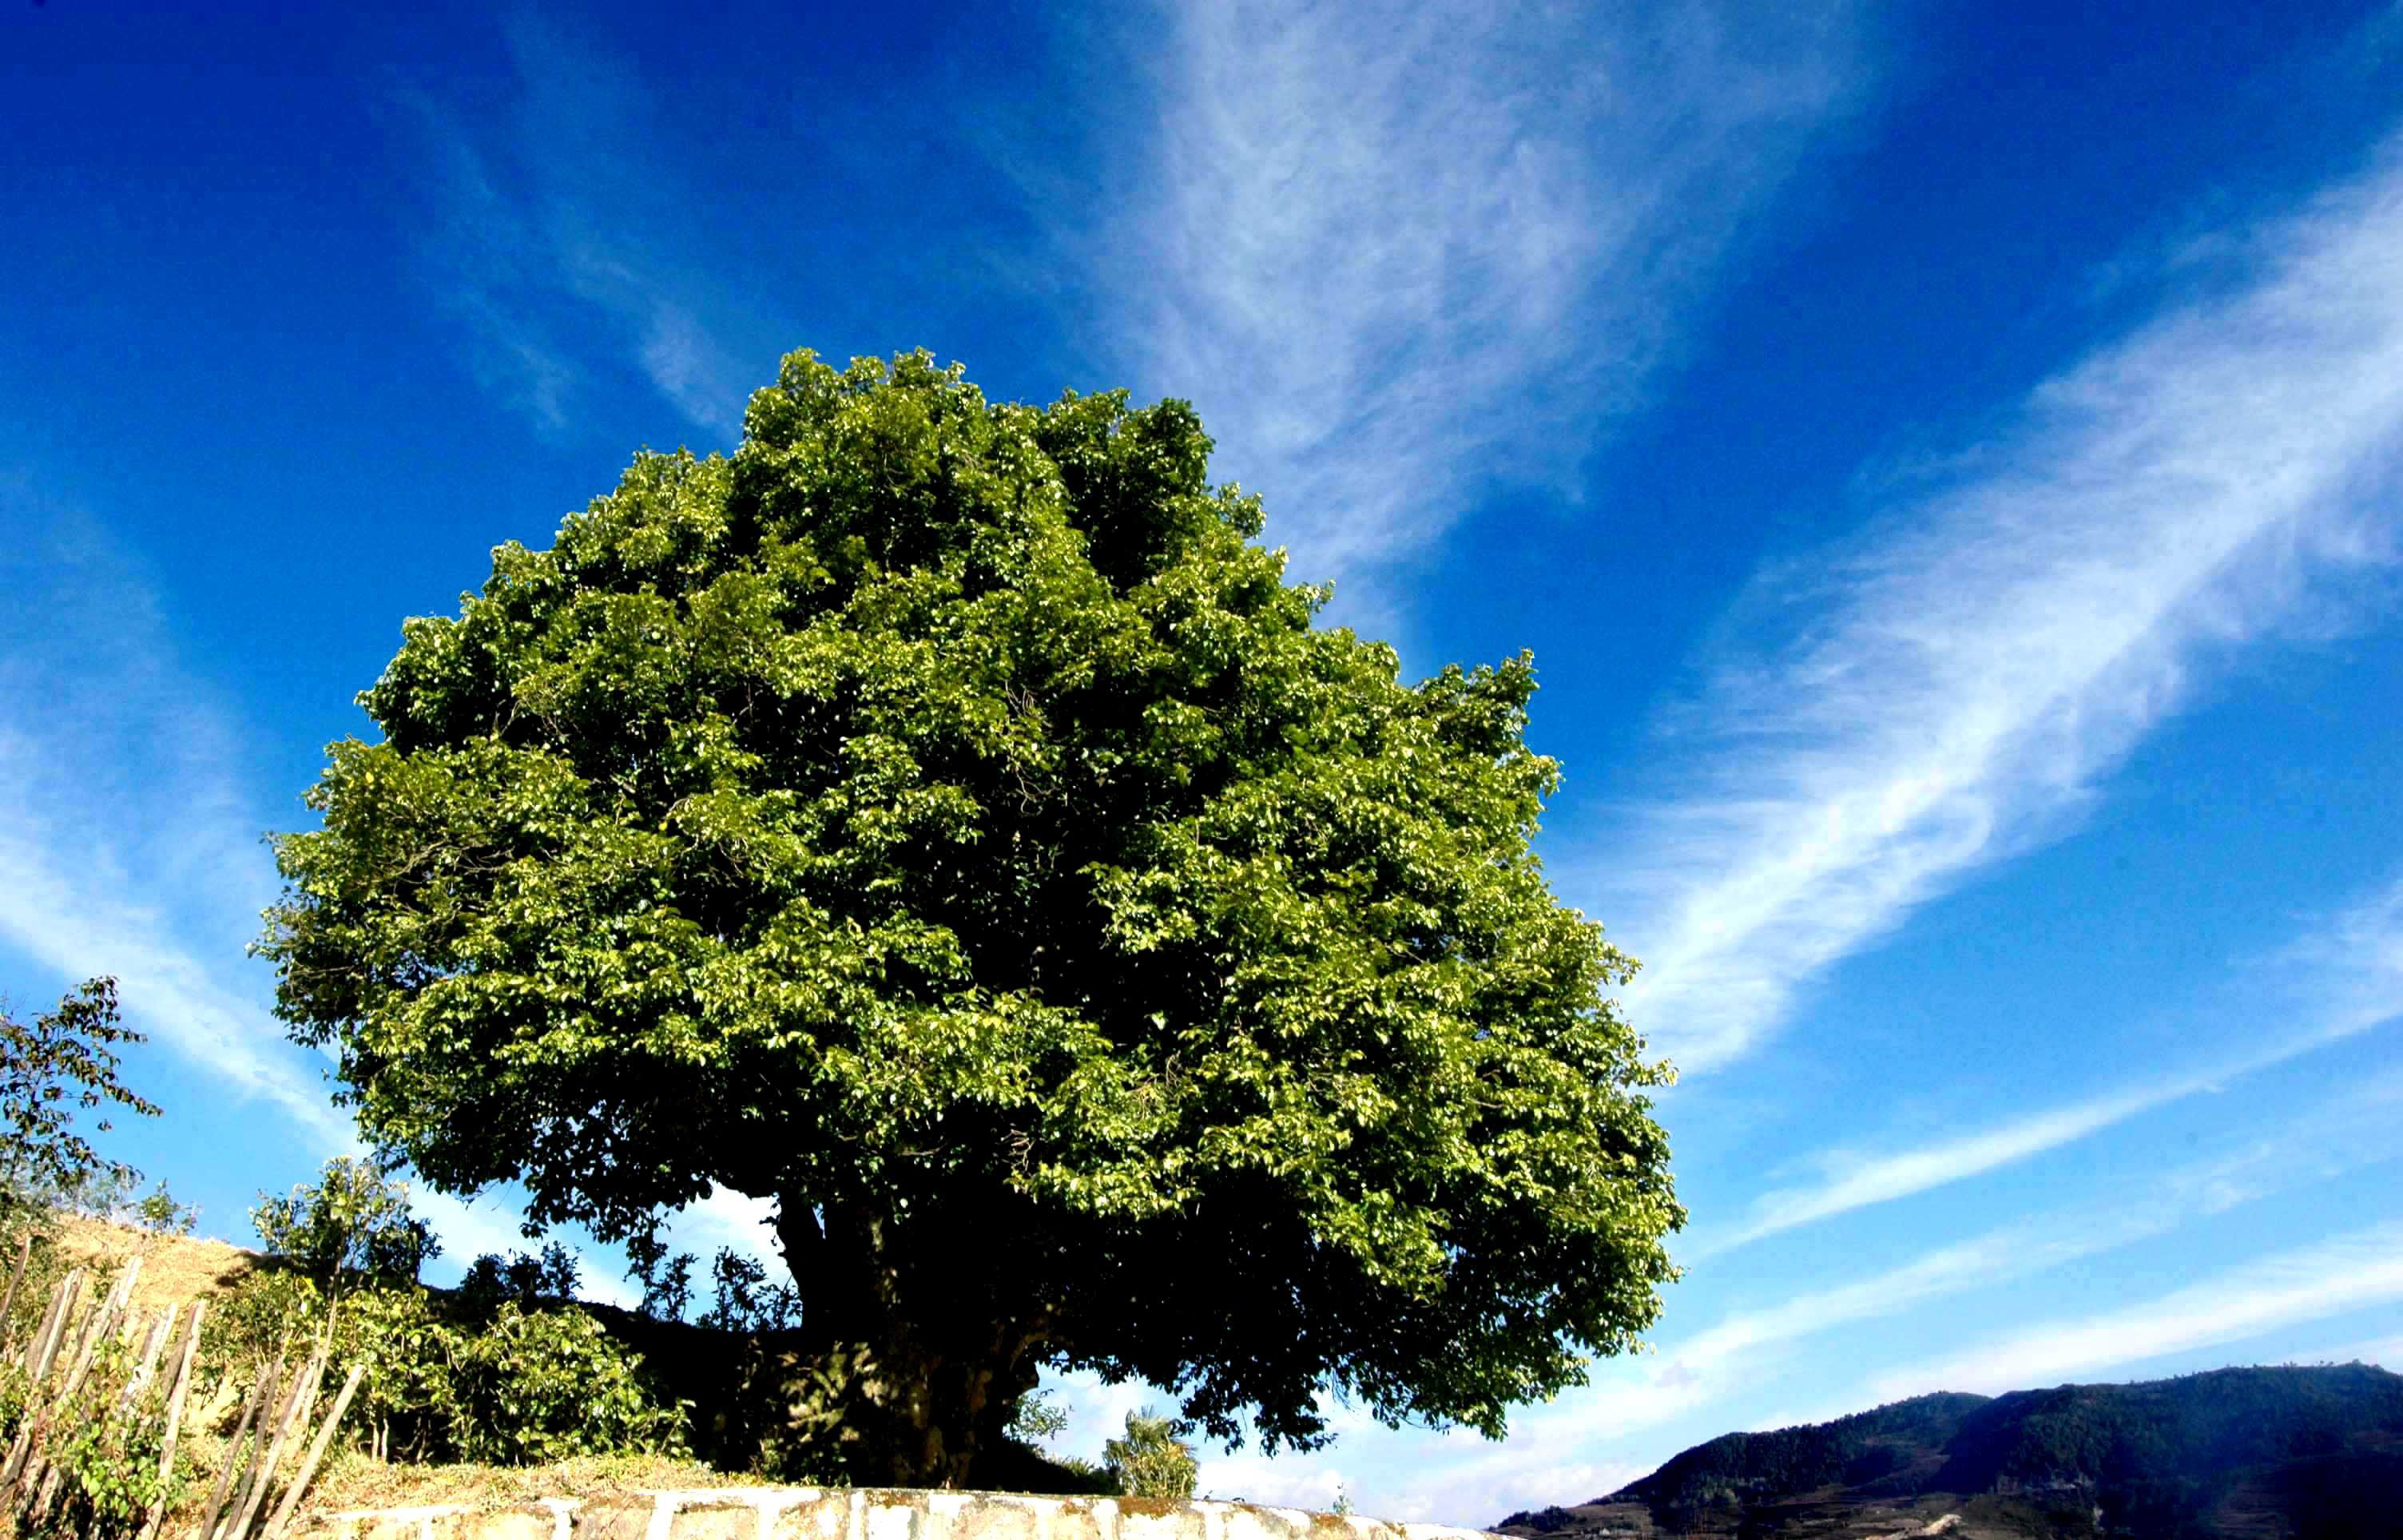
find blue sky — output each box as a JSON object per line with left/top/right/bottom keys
{"left": 5, "top": 0, "right": 2402, "bottom": 1524}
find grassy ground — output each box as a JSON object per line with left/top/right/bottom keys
{"left": 276, "top": 1449, "right": 748, "bottom": 1515}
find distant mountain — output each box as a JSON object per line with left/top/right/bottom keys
{"left": 1493, "top": 1364, "right": 2403, "bottom": 1540}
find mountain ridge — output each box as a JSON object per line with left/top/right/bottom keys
{"left": 1494, "top": 1364, "right": 2403, "bottom": 1540}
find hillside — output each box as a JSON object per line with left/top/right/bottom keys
{"left": 32, "top": 1212, "right": 1103, "bottom": 1503}
{"left": 41, "top": 1209, "right": 268, "bottom": 1304}
{"left": 1495, "top": 1367, "right": 2403, "bottom": 1540}
{"left": 54, "top": 1218, "right": 2403, "bottom": 1534}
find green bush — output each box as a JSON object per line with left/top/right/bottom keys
{"left": 50, "top": 1387, "right": 188, "bottom": 1538}
{"left": 455, "top": 1244, "right": 581, "bottom": 1322}
{"left": 696, "top": 1250, "right": 797, "bottom": 1334}
{"left": 206, "top": 1266, "right": 689, "bottom": 1467}
{"left": 0, "top": 977, "right": 194, "bottom": 1538}
{"left": 1008, "top": 1389, "right": 1070, "bottom": 1444}
{"left": 213, "top": 1156, "right": 686, "bottom": 1467}
{"left": 0, "top": 1214, "right": 72, "bottom": 1352}
{"left": 339, "top": 1279, "right": 464, "bottom": 1463}
{"left": 447, "top": 1303, "right": 689, "bottom": 1463}
{"left": 1105, "top": 1410, "right": 1198, "bottom": 1500}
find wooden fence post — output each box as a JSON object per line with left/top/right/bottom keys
{"left": 0, "top": 1271, "right": 78, "bottom": 1488}
{"left": 28, "top": 1269, "right": 82, "bottom": 1380}
{"left": 135, "top": 1299, "right": 204, "bottom": 1540}
{"left": 225, "top": 1348, "right": 324, "bottom": 1540}
{"left": 262, "top": 1360, "right": 367, "bottom": 1540}
{"left": 198, "top": 1351, "right": 283, "bottom": 1540}
{"left": 56, "top": 1256, "right": 141, "bottom": 1403}
{"left": 0, "top": 1232, "right": 33, "bottom": 1345}
{"left": 118, "top": 1304, "right": 174, "bottom": 1413}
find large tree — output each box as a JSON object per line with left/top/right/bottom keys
{"left": 264, "top": 351, "right": 1682, "bottom": 1486}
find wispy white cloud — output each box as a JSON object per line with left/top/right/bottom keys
{"left": 2290, "top": 872, "right": 2403, "bottom": 1033}
{"left": 1605, "top": 138, "right": 2403, "bottom": 1075}
{"left": 1170, "top": 1057, "right": 2402, "bottom": 1524}
{"left": 2301, "top": 1331, "right": 2403, "bottom": 1371}
{"left": 1349, "top": 1369, "right": 1691, "bottom": 1526}
{"left": 1403, "top": 1073, "right": 2403, "bottom": 1507}
{"left": 2149, "top": 1069, "right": 2403, "bottom": 1215}
{"left": 394, "top": 16, "right": 753, "bottom": 437}
{"left": 0, "top": 846, "right": 349, "bottom": 1149}
{"left": 1611, "top": 1130, "right": 2338, "bottom": 1425}
{"left": 661, "top": 1188, "right": 781, "bottom": 1281}
{"left": 1702, "top": 1086, "right": 2194, "bottom": 1257}
{"left": 1676, "top": 1216, "right": 2159, "bottom": 1374}
{"left": 1866, "top": 1219, "right": 2403, "bottom": 1399}
{"left": 0, "top": 486, "right": 343, "bottom": 1142}
{"left": 1694, "top": 873, "right": 2403, "bottom": 1252}
{"left": 1090, "top": 0, "right": 1874, "bottom": 614}
{"left": 1675, "top": 1081, "right": 2403, "bottom": 1358}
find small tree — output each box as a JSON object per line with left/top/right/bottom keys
{"left": 626, "top": 1232, "right": 697, "bottom": 1323}
{"left": 1007, "top": 1389, "right": 1070, "bottom": 1444}
{"left": 698, "top": 1247, "right": 799, "bottom": 1333}
{"left": 133, "top": 1179, "right": 200, "bottom": 1238}
{"left": 0, "top": 976, "right": 161, "bottom": 1217}
{"left": 252, "top": 1155, "right": 440, "bottom": 1317}
{"left": 264, "top": 350, "right": 1683, "bottom": 1484}
{"left": 1106, "top": 1410, "right": 1198, "bottom": 1500}
{"left": 457, "top": 1241, "right": 582, "bottom": 1320}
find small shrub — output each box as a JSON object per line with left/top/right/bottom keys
{"left": 1008, "top": 1388, "right": 1070, "bottom": 1443}
{"left": 0, "top": 1317, "right": 193, "bottom": 1538}
{"left": 133, "top": 1178, "right": 200, "bottom": 1240}
{"left": 1105, "top": 1409, "right": 1198, "bottom": 1500}
{"left": 207, "top": 1260, "right": 689, "bottom": 1468}
{"left": 0, "top": 1213, "right": 72, "bottom": 1349}
{"left": 205, "top": 1263, "right": 325, "bottom": 1364}
{"left": 50, "top": 1393, "right": 189, "bottom": 1538}
{"left": 447, "top": 1303, "right": 689, "bottom": 1463}
{"left": 212, "top": 1159, "right": 685, "bottom": 1469}
{"left": 341, "top": 1280, "right": 465, "bottom": 1463}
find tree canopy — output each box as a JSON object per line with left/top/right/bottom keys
{"left": 263, "top": 349, "right": 1682, "bottom": 1484}
{"left": 0, "top": 976, "right": 160, "bottom": 1215}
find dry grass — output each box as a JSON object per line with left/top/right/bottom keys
{"left": 292, "top": 1450, "right": 752, "bottom": 1516}
{"left": 39, "top": 1211, "right": 265, "bottom": 1308}
{"left": 121, "top": 1431, "right": 745, "bottom": 1530}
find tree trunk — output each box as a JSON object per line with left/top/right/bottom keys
{"left": 773, "top": 1196, "right": 1044, "bottom": 1488}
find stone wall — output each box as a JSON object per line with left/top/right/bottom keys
{"left": 302, "top": 1487, "right": 1499, "bottom": 1540}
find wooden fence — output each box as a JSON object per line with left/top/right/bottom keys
{"left": 0, "top": 1236, "right": 363, "bottom": 1540}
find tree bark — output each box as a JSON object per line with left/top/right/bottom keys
{"left": 773, "top": 1196, "right": 1043, "bottom": 1488}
